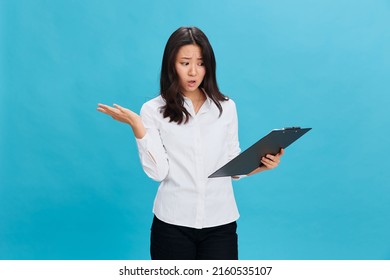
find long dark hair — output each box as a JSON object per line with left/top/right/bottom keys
{"left": 160, "top": 26, "right": 228, "bottom": 124}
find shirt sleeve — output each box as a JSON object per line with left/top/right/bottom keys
{"left": 227, "top": 100, "right": 241, "bottom": 161}
{"left": 135, "top": 103, "right": 169, "bottom": 182}
{"left": 228, "top": 100, "right": 248, "bottom": 179}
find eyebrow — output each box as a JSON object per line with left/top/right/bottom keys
{"left": 179, "top": 56, "right": 203, "bottom": 60}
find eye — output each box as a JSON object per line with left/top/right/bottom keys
{"left": 180, "top": 62, "right": 189, "bottom": 66}
{"left": 198, "top": 62, "right": 204, "bottom": 66}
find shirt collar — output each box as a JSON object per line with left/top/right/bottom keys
{"left": 183, "top": 88, "right": 212, "bottom": 116}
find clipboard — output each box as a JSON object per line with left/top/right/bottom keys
{"left": 208, "top": 127, "right": 312, "bottom": 178}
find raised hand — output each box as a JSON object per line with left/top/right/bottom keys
{"left": 97, "top": 103, "right": 146, "bottom": 139}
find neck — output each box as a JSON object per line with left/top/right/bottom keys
{"left": 183, "top": 88, "right": 204, "bottom": 103}
{"left": 183, "top": 88, "right": 206, "bottom": 114}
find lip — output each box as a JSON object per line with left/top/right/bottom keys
{"left": 187, "top": 80, "right": 197, "bottom": 87}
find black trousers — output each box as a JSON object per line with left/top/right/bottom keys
{"left": 150, "top": 216, "right": 238, "bottom": 260}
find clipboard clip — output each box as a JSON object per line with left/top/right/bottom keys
{"left": 281, "top": 127, "right": 301, "bottom": 133}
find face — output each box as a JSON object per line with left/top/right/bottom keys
{"left": 175, "top": 44, "right": 206, "bottom": 97}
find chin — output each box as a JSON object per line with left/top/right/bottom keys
{"left": 186, "top": 87, "right": 199, "bottom": 93}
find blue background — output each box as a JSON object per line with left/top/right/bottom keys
{"left": 1, "top": 0, "right": 389, "bottom": 260}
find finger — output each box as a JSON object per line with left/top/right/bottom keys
{"left": 262, "top": 156, "right": 279, "bottom": 167}
{"left": 97, "top": 105, "right": 111, "bottom": 114}
{"left": 114, "top": 104, "right": 134, "bottom": 117}
{"left": 265, "top": 154, "right": 275, "bottom": 160}
{"left": 97, "top": 106, "right": 120, "bottom": 117}
{"left": 261, "top": 157, "right": 275, "bottom": 165}
{"left": 265, "top": 154, "right": 279, "bottom": 163}
{"left": 98, "top": 103, "right": 109, "bottom": 108}
{"left": 113, "top": 104, "right": 126, "bottom": 112}
{"left": 261, "top": 159, "right": 276, "bottom": 169}
{"left": 98, "top": 104, "right": 116, "bottom": 112}
{"left": 278, "top": 148, "right": 285, "bottom": 156}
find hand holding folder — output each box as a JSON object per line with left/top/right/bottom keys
{"left": 208, "top": 127, "right": 312, "bottom": 178}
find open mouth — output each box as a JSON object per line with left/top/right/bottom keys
{"left": 188, "top": 80, "right": 196, "bottom": 87}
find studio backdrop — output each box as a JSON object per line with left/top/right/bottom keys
{"left": 1, "top": 0, "right": 389, "bottom": 259}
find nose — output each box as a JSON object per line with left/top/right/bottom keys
{"left": 188, "top": 64, "right": 197, "bottom": 76}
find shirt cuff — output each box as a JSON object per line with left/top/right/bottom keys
{"left": 135, "top": 131, "right": 149, "bottom": 149}
{"left": 232, "top": 175, "right": 247, "bottom": 180}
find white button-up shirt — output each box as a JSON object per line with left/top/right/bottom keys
{"left": 136, "top": 94, "right": 241, "bottom": 229}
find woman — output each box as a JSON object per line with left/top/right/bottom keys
{"left": 97, "top": 26, "right": 283, "bottom": 260}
